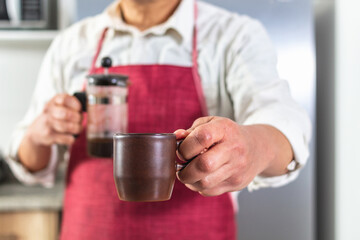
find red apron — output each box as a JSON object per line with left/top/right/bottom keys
{"left": 60, "top": 4, "right": 236, "bottom": 240}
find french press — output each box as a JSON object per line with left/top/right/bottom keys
{"left": 75, "top": 57, "right": 129, "bottom": 158}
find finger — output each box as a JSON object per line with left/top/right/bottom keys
{"left": 184, "top": 183, "right": 229, "bottom": 197}
{"left": 54, "top": 94, "right": 82, "bottom": 111}
{"left": 199, "top": 174, "right": 249, "bottom": 196}
{"left": 178, "top": 121, "right": 225, "bottom": 160}
{"left": 174, "top": 129, "right": 190, "bottom": 140}
{"left": 48, "top": 105, "right": 82, "bottom": 122}
{"left": 177, "top": 144, "right": 228, "bottom": 184}
{"left": 188, "top": 163, "right": 235, "bottom": 191}
{"left": 51, "top": 119, "right": 82, "bottom": 135}
{"left": 199, "top": 185, "right": 231, "bottom": 197}
{"left": 51, "top": 133, "right": 76, "bottom": 146}
{"left": 188, "top": 116, "right": 215, "bottom": 131}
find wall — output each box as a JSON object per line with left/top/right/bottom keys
{"left": 0, "top": 40, "right": 51, "bottom": 152}
{"left": 314, "top": 0, "right": 335, "bottom": 239}
{"left": 315, "top": 0, "right": 360, "bottom": 239}
{"left": 334, "top": 0, "right": 360, "bottom": 239}
{"left": 75, "top": 0, "right": 113, "bottom": 21}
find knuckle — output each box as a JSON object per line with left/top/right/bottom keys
{"left": 64, "top": 109, "right": 72, "bottom": 120}
{"left": 177, "top": 172, "right": 186, "bottom": 183}
{"left": 64, "top": 122, "right": 80, "bottom": 134}
{"left": 192, "top": 117, "right": 207, "bottom": 126}
{"left": 43, "top": 127, "right": 51, "bottom": 137}
{"left": 54, "top": 94, "right": 65, "bottom": 105}
{"left": 229, "top": 175, "right": 244, "bottom": 187}
{"left": 177, "top": 172, "right": 191, "bottom": 184}
{"left": 65, "top": 123, "right": 74, "bottom": 133}
{"left": 194, "top": 129, "right": 212, "bottom": 148}
{"left": 56, "top": 123, "right": 66, "bottom": 132}
{"left": 52, "top": 108, "right": 64, "bottom": 119}
{"left": 236, "top": 155, "right": 249, "bottom": 170}
{"left": 236, "top": 158, "right": 246, "bottom": 169}
{"left": 221, "top": 118, "right": 237, "bottom": 133}
{"left": 75, "top": 112, "right": 82, "bottom": 122}
{"left": 196, "top": 155, "right": 214, "bottom": 173}
{"left": 191, "top": 118, "right": 202, "bottom": 127}
{"left": 222, "top": 117, "right": 234, "bottom": 125}
{"left": 237, "top": 143, "right": 249, "bottom": 156}
{"left": 198, "top": 178, "right": 212, "bottom": 190}
{"left": 55, "top": 121, "right": 67, "bottom": 132}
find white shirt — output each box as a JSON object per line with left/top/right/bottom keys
{"left": 6, "top": 0, "right": 311, "bottom": 192}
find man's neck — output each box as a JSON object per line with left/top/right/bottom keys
{"left": 120, "top": 0, "right": 181, "bottom": 31}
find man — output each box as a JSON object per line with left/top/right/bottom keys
{"left": 6, "top": 0, "right": 311, "bottom": 239}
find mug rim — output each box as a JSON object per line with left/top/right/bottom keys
{"left": 113, "top": 133, "right": 175, "bottom": 139}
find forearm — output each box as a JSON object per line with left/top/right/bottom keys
{"left": 18, "top": 132, "right": 51, "bottom": 172}
{"left": 246, "top": 124, "right": 294, "bottom": 177}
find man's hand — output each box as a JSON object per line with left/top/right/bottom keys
{"left": 27, "top": 94, "right": 82, "bottom": 146}
{"left": 175, "top": 116, "right": 293, "bottom": 196}
{"left": 18, "top": 94, "right": 82, "bottom": 172}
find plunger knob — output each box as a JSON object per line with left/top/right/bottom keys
{"left": 101, "top": 57, "right": 112, "bottom": 68}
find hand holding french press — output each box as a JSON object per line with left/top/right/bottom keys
{"left": 26, "top": 94, "right": 83, "bottom": 147}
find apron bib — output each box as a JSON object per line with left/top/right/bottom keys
{"left": 60, "top": 4, "right": 236, "bottom": 239}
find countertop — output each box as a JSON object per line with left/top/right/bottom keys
{"left": 0, "top": 167, "right": 65, "bottom": 212}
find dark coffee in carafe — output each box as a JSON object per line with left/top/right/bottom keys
{"left": 87, "top": 137, "right": 113, "bottom": 158}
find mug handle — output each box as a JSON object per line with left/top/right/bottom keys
{"left": 73, "top": 92, "right": 87, "bottom": 112}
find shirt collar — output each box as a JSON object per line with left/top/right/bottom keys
{"left": 102, "top": 0, "right": 194, "bottom": 43}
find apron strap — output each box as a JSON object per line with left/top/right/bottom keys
{"left": 83, "top": 28, "right": 109, "bottom": 90}
{"left": 192, "top": 1, "right": 209, "bottom": 116}
{"left": 89, "top": 28, "right": 110, "bottom": 75}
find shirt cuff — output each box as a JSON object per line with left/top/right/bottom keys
{"left": 247, "top": 169, "right": 300, "bottom": 192}
{"left": 5, "top": 141, "right": 59, "bottom": 188}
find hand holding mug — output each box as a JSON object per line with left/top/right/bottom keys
{"left": 175, "top": 116, "right": 289, "bottom": 197}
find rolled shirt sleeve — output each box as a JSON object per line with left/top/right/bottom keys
{"left": 224, "top": 18, "right": 312, "bottom": 191}
{"left": 5, "top": 35, "right": 68, "bottom": 187}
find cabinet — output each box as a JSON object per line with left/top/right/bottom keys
{"left": 0, "top": 30, "right": 58, "bottom": 42}
{"left": 0, "top": 211, "right": 59, "bottom": 240}
{"left": 0, "top": 170, "right": 65, "bottom": 240}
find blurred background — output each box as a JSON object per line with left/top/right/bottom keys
{"left": 0, "top": 0, "right": 359, "bottom": 239}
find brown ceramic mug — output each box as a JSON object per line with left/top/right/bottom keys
{"left": 113, "top": 133, "right": 186, "bottom": 202}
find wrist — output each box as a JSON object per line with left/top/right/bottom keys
{"left": 244, "top": 124, "right": 291, "bottom": 177}
{"left": 258, "top": 124, "right": 293, "bottom": 177}
{"left": 244, "top": 125, "right": 275, "bottom": 175}
{"left": 18, "top": 129, "right": 52, "bottom": 172}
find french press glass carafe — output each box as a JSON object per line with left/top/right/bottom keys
{"left": 75, "top": 57, "right": 129, "bottom": 158}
